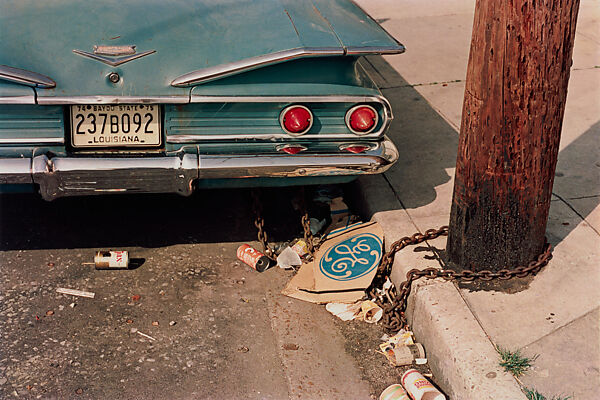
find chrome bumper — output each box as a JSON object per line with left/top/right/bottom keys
{"left": 0, "top": 139, "right": 398, "bottom": 200}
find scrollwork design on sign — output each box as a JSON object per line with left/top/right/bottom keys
{"left": 319, "top": 233, "right": 382, "bottom": 281}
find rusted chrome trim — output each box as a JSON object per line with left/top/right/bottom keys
{"left": 0, "top": 139, "right": 398, "bottom": 200}
{"left": 0, "top": 137, "right": 64, "bottom": 145}
{"left": 345, "top": 104, "right": 379, "bottom": 135}
{"left": 0, "top": 65, "right": 56, "bottom": 88}
{"left": 37, "top": 96, "right": 189, "bottom": 105}
{"left": 197, "top": 138, "right": 398, "bottom": 179}
{"left": 171, "top": 47, "right": 344, "bottom": 87}
{"left": 72, "top": 49, "right": 156, "bottom": 67}
{"left": 279, "top": 105, "right": 313, "bottom": 135}
{"left": 31, "top": 152, "right": 199, "bottom": 201}
{"left": 0, "top": 158, "right": 33, "bottom": 184}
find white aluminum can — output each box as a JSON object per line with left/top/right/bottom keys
{"left": 94, "top": 251, "right": 129, "bottom": 269}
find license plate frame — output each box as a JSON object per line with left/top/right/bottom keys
{"left": 70, "top": 104, "right": 162, "bottom": 148}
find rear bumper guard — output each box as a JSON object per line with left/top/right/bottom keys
{"left": 0, "top": 138, "right": 398, "bottom": 200}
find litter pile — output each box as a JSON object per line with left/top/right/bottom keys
{"left": 236, "top": 185, "right": 447, "bottom": 398}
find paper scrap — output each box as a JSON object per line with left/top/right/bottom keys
{"left": 56, "top": 288, "right": 95, "bottom": 298}
{"left": 325, "top": 302, "right": 362, "bottom": 321}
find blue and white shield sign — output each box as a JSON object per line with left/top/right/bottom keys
{"left": 319, "top": 233, "right": 383, "bottom": 281}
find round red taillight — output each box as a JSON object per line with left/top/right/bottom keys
{"left": 346, "top": 105, "right": 378, "bottom": 134}
{"left": 280, "top": 105, "right": 313, "bottom": 135}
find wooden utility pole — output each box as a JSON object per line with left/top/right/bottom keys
{"left": 447, "top": 0, "right": 580, "bottom": 270}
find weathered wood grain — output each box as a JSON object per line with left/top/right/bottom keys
{"left": 447, "top": 0, "right": 580, "bottom": 270}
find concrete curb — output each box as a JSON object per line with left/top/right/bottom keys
{"left": 351, "top": 176, "right": 527, "bottom": 399}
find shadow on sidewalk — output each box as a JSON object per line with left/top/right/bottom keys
{"left": 357, "top": 56, "right": 599, "bottom": 248}
{"left": 353, "top": 55, "right": 459, "bottom": 213}
{"left": 550, "top": 120, "right": 600, "bottom": 243}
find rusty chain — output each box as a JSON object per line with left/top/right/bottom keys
{"left": 369, "top": 226, "right": 554, "bottom": 332}
{"left": 251, "top": 190, "right": 554, "bottom": 333}
{"left": 251, "top": 187, "right": 316, "bottom": 261}
{"left": 251, "top": 189, "right": 276, "bottom": 261}
{"left": 298, "top": 186, "right": 316, "bottom": 257}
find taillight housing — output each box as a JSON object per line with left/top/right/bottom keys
{"left": 345, "top": 105, "right": 379, "bottom": 135}
{"left": 280, "top": 105, "right": 313, "bottom": 135}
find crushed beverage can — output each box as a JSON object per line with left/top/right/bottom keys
{"left": 237, "top": 244, "right": 271, "bottom": 272}
{"left": 94, "top": 251, "right": 129, "bottom": 269}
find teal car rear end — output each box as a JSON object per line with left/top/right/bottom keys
{"left": 0, "top": 0, "right": 403, "bottom": 200}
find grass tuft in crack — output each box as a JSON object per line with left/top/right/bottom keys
{"left": 496, "top": 346, "right": 536, "bottom": 377}
{"left": 524, "top": 387, "right": 572, "bottom": 400}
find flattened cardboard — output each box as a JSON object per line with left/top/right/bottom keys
{"left": 282, "top": 221, "right": 384, "bottom": 304}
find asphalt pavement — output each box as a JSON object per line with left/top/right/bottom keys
{"left": 0, "top": 190, "right": 406, "bottom": 399}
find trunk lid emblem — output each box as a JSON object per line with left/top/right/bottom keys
{"left": 73, "top": 46, "right": 155, "bottom": 66}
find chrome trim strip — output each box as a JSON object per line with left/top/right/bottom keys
{"left": 0, "top": 95, "right": 36, "bottom": 104}
{"left": 167, "top": 133, "right": 382, "bottom": 143}
{"left": 171, "top": 47, "right": 344, "bottom": 87}
{"left": 189, "top": 94, "right": 388, "bottom": 104}
{"left": 0, "top": 65, "right": 56, "bottom": 88}
{"left": 197, "top": 138, "right": 398, "bottom": 179}
{"left": 345, "top": 46, "right": 405, "bottom": 55}
{"left": 36, "top": 95, "right": 189, "bottom": 105}
{"left": 72, "top": 49, "right": 156, "bottom": 67}
{"left": 0, "top": 137, "right": 64, "bottom": 145}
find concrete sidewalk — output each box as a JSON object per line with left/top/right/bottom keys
{"left": 354, "top": 1, "right": 600, "bottom": 398}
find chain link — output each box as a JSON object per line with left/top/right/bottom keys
{"left": 251, "top": 191, "right": 554, "bottom": 333}
{"left": 251, "top": 187, "right": 317, "bottom": 260}
{"left": 251, "top": 189, "right": 276, "bottom": 261}
{"left": 298, "top": 186, "right": 316, "bottom": 257}
{"left": 369, "top": 226, "right": 553, "bottom": 331}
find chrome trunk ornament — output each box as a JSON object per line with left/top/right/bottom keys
{"left": 73, "top": 46, "right": 155, "bottom": 66}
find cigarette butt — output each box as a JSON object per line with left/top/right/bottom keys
{"left": 56, "top": 288, "right": 95, "bottom": 298}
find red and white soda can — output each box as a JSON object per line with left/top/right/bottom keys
{"left": 401, "top": 369, "right": 446, "bottom": 400}
{"left": 237, "top": 244, "right": 271, "bottom": 272}
{"left": 379, "top": 384, "right": 410, "bottom": 400}
{"left": 94, "top": 250, "right": 129, "bottom": 269}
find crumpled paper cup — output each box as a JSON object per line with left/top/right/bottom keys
{"left": 360, "top": 300, "right": 383, "bottom": 323}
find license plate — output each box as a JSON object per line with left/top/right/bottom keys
{"left": 71, "top": 105, "right": 161, "bottom": 148}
